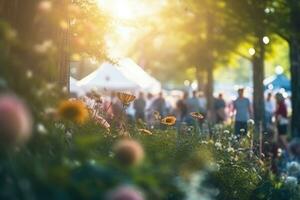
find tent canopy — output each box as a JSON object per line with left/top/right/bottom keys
{"left": 264, "top": 74, "right": 291, "bottom": 91}
{"left": 78, "top": 62, "right": 140, "bottom": 92}
{"left": 118, "top": 58, "right": 161, "bottom": 94}
{"left": 70, "top": 76, "right": 85, "bottom": 96}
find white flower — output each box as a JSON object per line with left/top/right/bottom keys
{"left": 37, "top": 123, "right": 47, "bottom": 135}
{"left": 66, "top": 131, "right": 72, "bottom": 138}
{"left": 287, "top": 161, "right": 300, "bottom": 177}
{"left": 247, "top": 119, "right": 255, "bottom": 126}
{"left": 200, "top": 141, "right": 208, "bottom": 145}
{"left": 277, "top": 148, "right": 283, "bottom": 157}
{"left": 285, "top": 176, "right": 298, "bottom": 187}
{"left": 215, "top": 142, "right": 222, "bottom": 149}
{"left": 227, "top": 147, "right": 234, "bottom": 153}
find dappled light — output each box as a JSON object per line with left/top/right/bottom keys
{"left": 1, "top": 0, "right": 300, "bottom": 199}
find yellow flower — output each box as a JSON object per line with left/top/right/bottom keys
{"left": 138, "top": 129, "right": 153, "bottom": 135}
{"left": 161, "top": 116, "right": 176, "bottom": 126}
{"left": 58, "top": 99, "right": 89, "bottom": 124}
{"left": 117, "top": 92, "right": 136, "bottom": 106}
{"left": 190, "top": 112, "right": 204, "bottom": 120}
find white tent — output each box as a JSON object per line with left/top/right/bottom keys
{"left": 70, "top": 76, "right": 85, "bottom": 96}
{"left": 118, "top": 58, "right": 161, "bottom": 94}
{"left": 78, "top": 62, "right": 140, "bottom": 92}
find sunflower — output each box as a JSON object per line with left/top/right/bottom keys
{"left": 117, "top": 92, "right": 136, "bottom": 106}
{"left": 190, "top": 112, "right": 204, "bottom": 120}
{"left": 161, "top": 116, "right": 176, "bottom": 126}
{"left": 58, "top": 99, "right": 89, "bottom": 124}
{"left": 138, "top": 129, "right": 153, "bottom": 135}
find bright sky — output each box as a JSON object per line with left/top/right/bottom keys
{"left": 97, "top": 0, "right": 165, "bottom": 58}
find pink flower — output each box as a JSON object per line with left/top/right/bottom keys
{"left": 113, "top": 139, "right": 144, "bottom": 166}
{"left": 107, "top": 186, "right": 144, "bottom": 200}
{"left": 0, "top": 94, "right": 32, "bottom": 146}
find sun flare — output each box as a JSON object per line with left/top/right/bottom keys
{"left": 97, "top": 0, "right": 137, "bottom": 20}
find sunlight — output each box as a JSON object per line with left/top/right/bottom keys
{"left": 97, "top": 0, "right": 137, "bottom": 20}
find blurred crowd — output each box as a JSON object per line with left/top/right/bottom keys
{"left": 80, "top": 88, "right": 290, "bottom": 139}
{"left": 79, "top": 88, "right": 300, "bottom": 179}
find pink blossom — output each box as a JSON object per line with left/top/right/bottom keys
{"left": 0, "top": 94, "right": 32, "bottom": 146}
{"left": 107, "top": 186, "right": 144, "bottom": 200}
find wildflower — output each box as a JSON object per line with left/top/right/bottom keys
{"left": 277, "top": 148, "right": 283, "bottom": 157}
{"left": 106, "top": 186, "right": 144, "bottom": 200}
{"left": 287, "top": 161, "right": 300, "bottom": 177}
{"left": 215, "top": 142, "right": 222, "bottom": 149}
{"left": 227, "top": 147, "right": 234, "bottom": 153}
{"left": 234, "top": 155, "right": 239, "bottom": 161}
{"left": 153, "top": 111, "right": 161, "bottom": 120}
{"left": 190, "top": 112, "right": 204, "bottom": 120}
{"left": 58, "top": 99, "right": 89, "bottom": 124}
{"left": 0, "top": 94, "right": 32, "bottom": 146}
{"left": 37, "top": 123, "right": 47, "bottom": 135}
{"left": 117, "top": 92, "right": 135, "bottom": 106}
{"left": 138, "top": 129, "right": 153, "bottom": 135}
{"left": 113, "top": 139, "right": 144, "bottom": 166}
{"left": 161, "top": 116, "right": 176, "bottom": 126}
{"left": 94, "top": 115, "right": 110, "bottom": 131}
{"left": 285, "top": 176, "right": 298, "bottom": 188}
{"left": 247, "top": 119, "right": 255, "bottom": 126}
{"left": 66, "top": 131, "right": 72, "bottom": 138}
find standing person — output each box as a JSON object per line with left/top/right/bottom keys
{"left": 186, "top": 91, "right": 201, "bottom": 113}
{"left": 275, "top": 93, "right": 289, "bottom": 149}
{"left": 172, "top": 97, "right": 188, "bottom": 123}
{"left": 110, "top": 92, "right": 123, "bottom": 120}
{"left": 151, "top": 92, "right": 167, "bottom": 117}
{"left": 133, "top": 92, "right": 146, "bottom": 121}
{"left": 145, "top": 93, "right": 155, "bottom": 126}
{"left": 184, "top": 91, "right": 201, "bottom": 125}
{"left": 265, "top": 92, "right": 275, "bottom": 130}
{"left": 233, "top": 88, "right": 252, "bottom": 136}
{"left": 214, "top": 93, "right": 226, "bottom": 124}
{"left": 198, "top": 91, "right": 207, "bottom": 114}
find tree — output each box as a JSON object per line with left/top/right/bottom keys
{"left": 226, "top": 0, "right": 272, "bottom": 129}
{"left": 270, "top": 0, "right": 300, "bottom": 137}
{"left": 0, "top": 0, "right": 110, "bottom": 90}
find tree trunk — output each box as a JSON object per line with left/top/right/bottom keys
{"left": 289, "top": 38, "right": 300, "bottom": 137}
{"left": 1, "top": 0, "right": 70, "bottom": 89}
{"left": 196, "top": 66, "right": 205, "bottom": 92}
{"left": 252, "top": 37, "right": 265, "bottom": 130}
{"left": 288, "top": 0, "right": 300, "bottom": 137}
{"left": 55, "top": 0, "right": 70, "bottom": 90}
